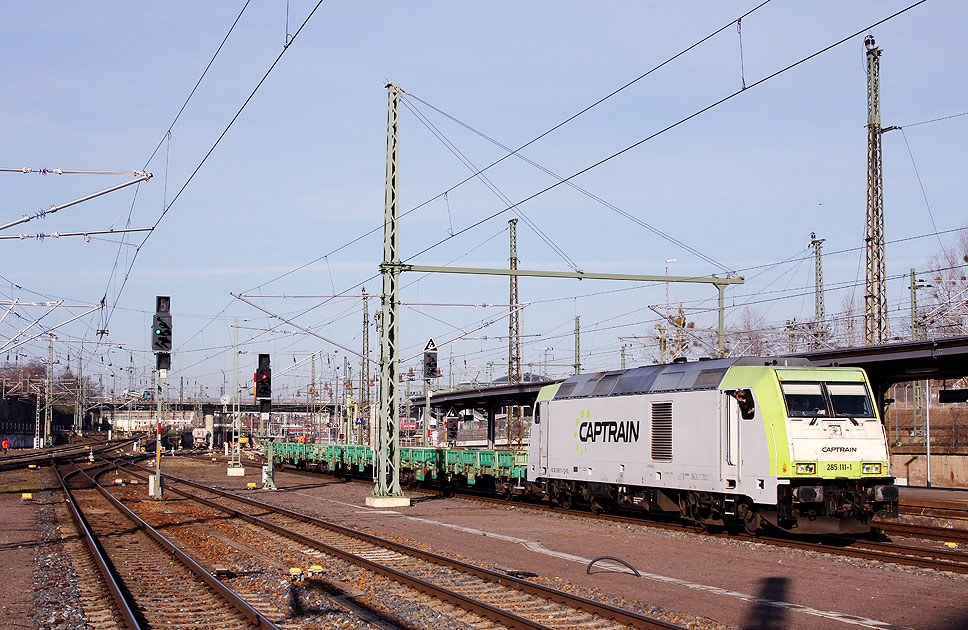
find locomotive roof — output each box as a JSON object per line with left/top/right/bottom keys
{"left": 552, "top": 356, "right": 812, "bottom": 399}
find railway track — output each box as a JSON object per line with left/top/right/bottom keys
{"left": 1, "top": 435, "right": 143, "bottom": 471}
{"left": 236, "top": 456, "right": 968, "bottom": 575}
{"left": 451, "top": 485, "right": 968, "bottom": 574}
{"left": 111, "top": 458, "right": 689, "bottom": 630}
{"left": 55, "top": 460, "right": 278, "bottom": 630}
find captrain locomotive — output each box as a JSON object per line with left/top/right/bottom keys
{"left": 527, "top": 357, "right": 899, "bottom": 534}
{"left": 267, "top": 357, "right": 899, "bottom": 535}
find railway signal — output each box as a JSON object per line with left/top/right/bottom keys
{"left": 255, "top": 353, "right": 271, "bottom": 414}
{"left": 150, "top": 295, "right": 171, "bottom": 499}
{"left": 151, "top": 296, "right": 171, "bottom": 370}
{"left": 423, "top": 338, "right": 438, "bottom": 381}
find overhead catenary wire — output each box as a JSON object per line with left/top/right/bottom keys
{"left": 0, "top": 173, "right": 152, "bottom": 233}
{"left": 119, "top": 1, "right": 936, "bottom": 386}
{"left": 0, "top": 227, "right": 153, "bottom": 243}
{"left": 402, "top": 98, "right": 583, "bottom": 273}
{"left": 100, "top": 0, "right": 321, "bottom": 335}
{"left": 193, "top": 2, "right": 935, "bottom": 386}
{"left": 0, "top": 168, "right": 150, "bottom": 176}
{"left": 403, "top": 92, "right": 733, "bottom": 273}
{"left": 238, "top": 1, "right": 776, "bottom": 296}
{"left": 898, "top": 127, "right": 947, "bottom": 256}
{"left": 898, "top": 111, "right": 968, "bottom": 128}
{"left": 399, "top": 1, "right": 932, "bottom": 281}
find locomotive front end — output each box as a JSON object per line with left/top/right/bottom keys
{"left": 772, "top": 368, "right": 899, "bottom": 534}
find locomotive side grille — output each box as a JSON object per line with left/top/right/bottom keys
{"left": 651, "top": 401, "right": 673, "bottom": 461}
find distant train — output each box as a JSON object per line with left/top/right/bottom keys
{"left": 267, "top": 357, "right": 899, "bottom": 535}
{"left": 191, "top": 427, "right": 210, "bottom": 448}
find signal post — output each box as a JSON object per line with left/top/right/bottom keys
{"left": 255, "top": 354, "right": 277, "bottom": 489}
{"left": 227, "top": 320, "right": 246, "bottom": 476}
{"left": 150, "top": 296, "right": 172, "bottom": 499}
{"left": 421, "top": 339, "right": 438, "bottom": 446}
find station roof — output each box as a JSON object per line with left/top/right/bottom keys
{"left": 789, "top": 335, "right": 968, "bottom": 386}
{"left": 428, "top": 336, "right": 968, "bottom": 410}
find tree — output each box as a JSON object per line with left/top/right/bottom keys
{"left": 837, "top": 293, "right": 860, "bottom": 348}
{"left": 922, "top": 227, "right": 968, "bottom": 338}
{"left": 728, "top": 306, "right": 786, "bottom": 357}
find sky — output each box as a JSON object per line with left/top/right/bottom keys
{"left": 1, "top": 1, "right": 966, "bottom": 402}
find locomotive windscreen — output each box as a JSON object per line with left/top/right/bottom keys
{"left": 781, "top": 383, "right": 827, "bottom": 417}
{"left": 828, "top": 383, "right": 875, "bottom": 418}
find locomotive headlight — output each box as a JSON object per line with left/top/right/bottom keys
{"left": 795, "top": 462, "right": 816, "bottom": 475}
{"left": 862, "top": 463, "right": 882, "bottom": 474}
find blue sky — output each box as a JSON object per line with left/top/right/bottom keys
{"left": 1, "top": 1, "right": 965, "bottom": 400}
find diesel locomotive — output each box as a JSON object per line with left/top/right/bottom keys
{"left": 527, "top": 357, "right": 899, "bottom": 534}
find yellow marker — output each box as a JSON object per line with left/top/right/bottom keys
{"left": 247, "top": 482, "right": 257, "bottom": 488}
{"left": 21, "top": 493, "right": 32, "bottom": 500}
{"left": 27, "top": 464, "right": 37, "bottom": 469}
{"left": 289, "top": 567, "right": 303, "bottom": 579}
{"left": 211, "top": 458, "right": 217, "bottom": 462}
{"left": 944, "top": 542, "right": 958, "bottom": 548}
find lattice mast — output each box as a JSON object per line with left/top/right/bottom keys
{"left": 910, "top": 268, "right": 925, "bottom": 436}
{"left": 372, "top": 83, "right": 406, "bottom": 501}
{"left": 507, "top": 218, "right": 522, "bottom": 447}
{"left": 310, "top": 353, "right": 317, "bottom": 440}
{"left": 865, "top": 36, "right": 889, "bottom": 345}
{"left": 810, "top": 232, "right": 827, "bottom": 347}
{"left": 44, "top": 334, "right": 53, "bottom": 442}
{"left": 361, "top": 289, "right": 369, "bottom": 425}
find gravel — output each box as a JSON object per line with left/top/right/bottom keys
{"left": 31, "top": 472, "right": 91, "bottom": 630}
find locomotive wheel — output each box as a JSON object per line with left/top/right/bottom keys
{"left": 558, "top": 491, "right": 574, "bottom": 510}
{"left": 739, "top": 503, "right": 761, "bottom": 535}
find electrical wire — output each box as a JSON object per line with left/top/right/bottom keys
{"left": 899, "top": 111, "right": 968, "bottom": 128}
{"left": 102, "top": 0, "right": 323, "bottom": 335}
{"left": 401, "top": 1, "right": 931, "bottom": 277}
{"left": 403, "top": 93, "right": 733, "bottom": 273}
{"left": 898, "top": 127, "right": 947, "bottom": 256}
{"left": 239, "top": 1, "right": 776, "bottom": 294}
{"left": 402, "top": 99, "right": 581, "bottom": 272}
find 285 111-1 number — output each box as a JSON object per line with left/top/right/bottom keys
{"left": 826, "top": 463, "right": 850, "bottom": 471}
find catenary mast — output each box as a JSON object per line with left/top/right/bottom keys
{"left": 865, "top": 36, "right": 889, "bottom": 345}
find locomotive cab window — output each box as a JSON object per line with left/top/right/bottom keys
{"left": 781, "top": 383, "right": 827, "bottom": 418}
{"left": 731, "top": 388, "right": 755, "bottom": 419}
{"left": 827, "top": 383, "right": 875, "bottom": 419}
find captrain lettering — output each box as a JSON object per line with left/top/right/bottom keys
{"left": 578, "top": 420, "right": 640, "bottom": 443}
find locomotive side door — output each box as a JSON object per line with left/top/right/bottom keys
{"left": 722, "top": 391, "right": 740, "bottom": 486}
{"left": 538, "top": 400, "right": 550, "bottom": 471}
